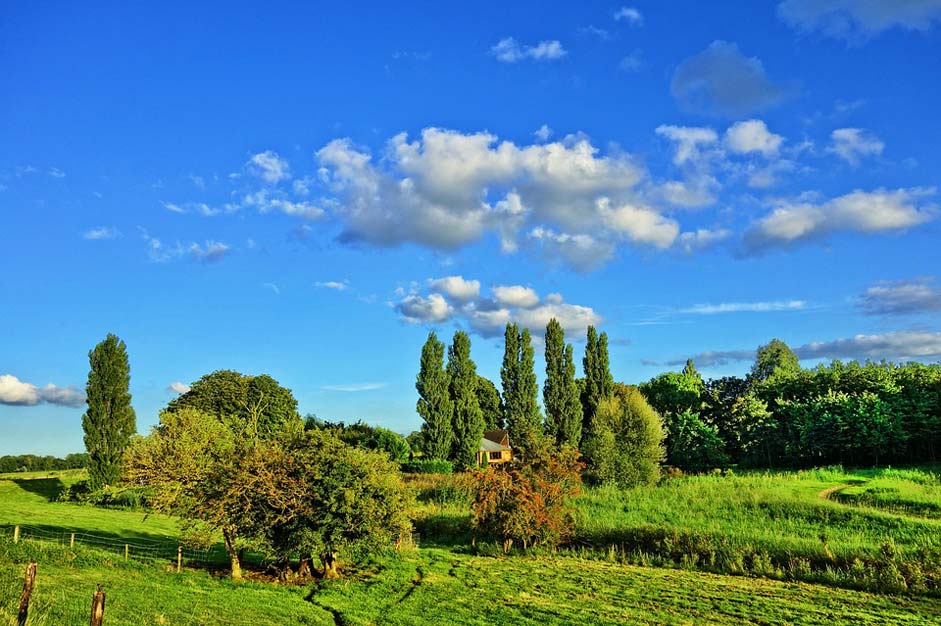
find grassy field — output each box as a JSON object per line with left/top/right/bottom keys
{"left": 3, "top": 467, "right": 941, "bottom": 624}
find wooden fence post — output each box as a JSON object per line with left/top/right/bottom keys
{"left": 13, "top": 525, "right": 20, "bottom": 543}
{"left": 177, "top": 545, "right": 182, "bottom": 573}
{"left": 70, "top": 533, "right": 75, "bottom": 549}
{"left": 89, "top": 584, "right": 105, "bottom": 626}
{"left": 17, "top": 561, "right": 37, "bottom": 626}
{"left": 124, "top": 544, "right": 129, "bottom": 561}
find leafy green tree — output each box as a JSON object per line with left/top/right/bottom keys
{"left": 168, "top": 369, "right": 300, "bottom": 437}
{"left": 448, "top": 331, "right": 485, "bottom": 468}
{"left": 583, "top": 384, "right": 664, "bottom": 486}
{"left": 751, "top": 338, "right": 801, "bottom": 382}
{"left": 581, "top": 326, "right": 614, "bottom": 443}
{"left": 733, "top": 392, "right": 779, "bottom": 468}
{"left": 363, "top": 427, "right": 411, "bottom": 464}
{"left": 639, "top": 371, "right": 703, "bottom": 419}
{"left": 701, "top": 376, "right": 750, "bottom": 462}
{"left": 476, "top": 375, "right": 504, "bottom": 430}
{"left": 543, "top": 319, "right": 583, "bottom": 448}
{"left": 416, "top": 332, "right": 453, "bottom": 459}
{"left": 666, "top": 410, "right": 729, "bottom": 472}
{"left": 82, "top": 333, "right": 137, "bottom": 489}
{"left": 502, "top": 324, "right": 543, "bottom": 457}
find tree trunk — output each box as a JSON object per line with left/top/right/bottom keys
{"left": 277, "top": 557, "right": 294, "bottom": 583}
{"left": 502, "top": 538, "right": 513, "bottom": 554}
{"left": 17, "top": 562, "right": 36, "bottom": 626}
{"left": 321, "top": 552, "right": 340, "bottom": 579}
{"left": 223, "top": 528, "right": 242, "bottom": 581}
{"left": 297, "top": 554, "right": 313, "bottom": 579}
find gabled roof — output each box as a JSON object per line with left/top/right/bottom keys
{"left": 479, "top": 438, "right": 509, "bottom": 452}
{"left": 479, "top": 429, "right": 511, "bottom": 452}
{"left": 483, "top": 429, "right": 509, "bottom": 445}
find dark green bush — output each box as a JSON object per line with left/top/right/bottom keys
{"left": 402, "top": 459, "right": 454, "bottom": 474}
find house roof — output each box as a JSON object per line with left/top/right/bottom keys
{"left": 479, "top": 429, "right": 511, "bottom": 452}
{"left": 479, "top": 438, "right": 509, "bottom": 452}
{"left": 483, "top": 429, "right": 509, "bottom": 444}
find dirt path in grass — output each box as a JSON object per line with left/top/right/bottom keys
{"left": 818, "top": 484, "right": 853, "bottom": 500}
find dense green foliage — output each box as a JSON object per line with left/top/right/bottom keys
{"left": 447, "top": 331, "right": 485, "bottom": 469}
{"left": 543, "top": 319, "right": 583, "bottom": 448}
{"left": 416, "top": 332, "right": 453, "bottom": 460}
{"left": 82, "top": 333, "right": 136, "bottom": 489}
{"left": 580, "top": 326, "right": 614, "bottom": 445}
{"left": 401, "top": 458, "right": 454, "bottom": 474}
{"left": 0, "top": 453, "right": 87, "bottom": 474}
{"left": 501, "top": 323, "right": 542, "bottom": 457}
{"left": 752, "top": 338, "right": 801, "bottom": 382}
{"left": 475, "top": 375, "right": 504, "bottom": 430}
{"left": 583, "top": 384, "right": 664, "bottom": 486}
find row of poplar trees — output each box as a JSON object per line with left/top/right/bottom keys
{"left": 415, "top": 320, "right": 614, "bottom": 467}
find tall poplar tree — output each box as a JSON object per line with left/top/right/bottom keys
{"left": 581, "top": 326, "right": 614, "bottom": 444}
{"left": 501, "top": 323, "right": 543, "bottom": 457}
{"left": 501, "top": 322, "right": 520, "bottom": 428}
{"left": 82, "top": 333, "right": 136, "bottom": 489}
{"left": 416, "top": 332, "right": 453, "bottom": 460}
{"left": 543, "top": 319, "right": 583, "bottom": 448}
{"left": 447, "top": 331, "right": 485, "bottom": 468}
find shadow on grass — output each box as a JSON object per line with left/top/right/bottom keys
{"left": 10, "top": 477, "right": 65, "bottom": 502}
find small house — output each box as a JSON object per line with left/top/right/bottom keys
{"left": 476, "top": 429, "right": 512, "bottom": 466}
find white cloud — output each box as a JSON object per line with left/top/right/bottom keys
{"left": 745, "top": 187, "right": 935, "bottom": 251}
{"left": 140, "top": 230, "right": 232, "bottom": 263}
{"left": 492, "top": 285, "right": 540, "bottom": 309}
{"left": 0, "top": 374, "right": 85, "bottom": 408}
{"left": 83, "top": 227, "right": 121, "bottom": 240}
{"left": 168, "top": 381, "right": 191, "bottom": 395}
{"left": 534, "top": 124, "right": 553, "bottom": 142}
{"left": 655, "top": 125, "right": 719, "bottom": 166}
{"left": 680, "top": 300, "right": 807, "bottom": 314}
{"left": 677, "top": 228, "right": 732, "bottom": 253}
{"left": 243, "top": 190, "right": 325, "bottom": 220}
{"left": 321, "top": 382, "right": 387, "bottom": 392}
{"left": 248, "top": 150, "right": 291, "bottom": 183}
{"left": 778, "top": 0, "right": 941, "bottom": 39}
{"left": 527, "top": 227, "right": 616, "bottom": 272}
{"left": 597, "top": 198, "right": 680, "bottom": 248}
{"left": 618, "top": 50, "right": 644, "bottom": 72}
{"left": 188, "top": 241, "right": 230, "bottom": 263}
{"left": 671, "top": 41, "right": 788, "bottom": 116}
{"left": 724, "top": 120, "right": 784, "bottom": 157}
{"left": 859, "top": 277, "right": 941, "bottom": 315}
{"left": 828, "top": 128, "right": 884, "bottom": 165}
{"left": 163, "top": 202, "right": 186, "bottom": 214}
{"left": 315, "top": 280, "right": 349, "bottom": 291}
{"left": 396, "top": 293, "right": 453, "bottom": 324}
{"left": 263, "top": 282, "right": 280, "bottom": 295}
{"left": 429, "top": 276, "right": 481, "bottom": 302}
{"left": 48, "top": 167, "right": 66, "bottom": 178}
{"left": 491, "top": 37, "right": 566, "bottom": 63}
{"left": 614, "top": 6, "right": 643, "bottom": 25}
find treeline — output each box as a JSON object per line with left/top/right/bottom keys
{"left": 0, "top": 453, "right": 89, "bottom": 474}
{"left": 416, "top": 322, "right": 664, "bottom": 486}
{"left": 641, "top": 339, "right": 941, "bottom": 470}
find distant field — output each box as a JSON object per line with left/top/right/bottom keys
{"left": 3, "top": 467, "right": 941, "bottom": 625}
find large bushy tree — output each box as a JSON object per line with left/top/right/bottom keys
{"left": 416, "top": 332, "right": 453, "bottom": 459}
{"left": 580, "top": 326, "right": 613, "bottom": 444}
{"left": 476, "top": 375, "right": 504, "bottom": 430}
{"left": 82, "top": 333, "right": 136, "bottom": 489}
{"left": 543, "top": 319, "right": 583, "bottom": 448}
{"left": 448, "top": 331, "right": 485, "bottom": 468}
{"left": 583, "top": 384, "right": 664, "bottom": 486}
{"left": 751, "top": 339, "right": 801, "bottom": 382}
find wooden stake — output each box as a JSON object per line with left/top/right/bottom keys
{"left": 13, "top": 525, "right": 20, "bottom": 543}
{"left": 124, "top": 544, "right": 129, "bottom": 561}
{"left": 89, "top": 584, "right": 105, "bottom": 626}
{"left": 70, "top": 533, "right": 75, "bottom": 548}
{"left": 17, "top": 562, "right": 37, "bottom": 626}
{"left": 177, "top": 545, "right": 182, "bottom": 573}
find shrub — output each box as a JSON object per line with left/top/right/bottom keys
{"left": 402, "top": 459, "right": 454, "bottom": 474}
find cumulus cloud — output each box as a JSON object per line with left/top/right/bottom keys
{"left": 315, "top": 128, "right": 674, "bottom": 268}
{"left": 859, "top": 277, "right": 941, "bottom": 315}
{"left": 778, "top": 0, "right": 941, "bottom": 39}
{"left": 744, "top": 187, "right": 935, "bottom": 252}
{"left": 527, "top": 227, "right": 616, "bottom": 272}
{"left": 656, "top": 125, "right": 719, "bottom": 166}
{"left": 491, "top": 38, "right": 566, "bottom": 62}
{"left": 188, "top": 241, "right": 230, "bottom": 263}
{"left": 83, "top": 227, "right": 121, "bottom": 240}
{"left": 248, "top": 150, "right": 291, "bottom": 183}
{"left": 724, "top": 120, "right": 784, "bottom": 157}
{"left": 828, "top": 128, "right": 884, "bottom": 165}
{"left": 243, "top": 190, "right": 325, "bottom": 220}
{"left": 140, "top": 230, "right": 232, "bottom": 263}
{"left": 0, "top": 374, "right": 85, "bottom": 408}
{"left": 393, "top": 278, "right": 602, "bottom": 339}
{"left": 168, "top": 381, "right": 191, "bottom": 395}
{"left": 534, "top": 124, "right": 553, "bottom": 142}
{"left": 677, "top": 228, "right": 732, "bottom": 253}
{"left": 429, "top": 276, "right": 481, "bottom": 302}
{"left": 315, "top": 280, "right": 349, "bottom": 291}
{"left": 671, "top": 41, "right": 789, "bottom": 116}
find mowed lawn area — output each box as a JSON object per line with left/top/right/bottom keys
{"left": 3, "top": 468, "right": 941, "bottom": 625}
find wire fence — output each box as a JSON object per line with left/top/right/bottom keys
{"left": 0, "top": 523, "right": 229, "bottom": 567}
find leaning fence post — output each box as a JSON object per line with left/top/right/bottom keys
{"left": 124, "top": 544, "right": 129, "bottom": 561}
{"left": 90, "top": 584, "right": 105, "bottom": 626}
{"left": 17, "top": 561, "right": 37, "bottom": 626}
{"left": 70, "top": 533, "right": 76, "bottom": 548}
{"left": 177, "top": 545, "right": 182, "bottom": 573}
{"left": 13, "top": 525, "right": 20, "bottom": 543}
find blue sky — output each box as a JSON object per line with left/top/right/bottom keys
{"left": 2, "top": 0, "right": 940, "bottom": 455}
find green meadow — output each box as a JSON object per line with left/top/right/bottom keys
{"left": 3, "top": 466, "right": 941, "bottom": 625}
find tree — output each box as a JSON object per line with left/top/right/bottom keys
{"left": 666, "top": 410, "right": 728, "bottom": 472}
{"left": 448, "top": 331, "right": 485, "bottom": 468}
{"left": 363, "top": 427, "right": 411, "bottom": 464}
{"left": 581, "top": 326, "right": 614, "bottom": 443}
{"left": 416, "top": 332, "right": 453, "bottom": 459}
{"left": 639, "top": 371, "right": 703, "bottom": 419}
{"left": 82, "top": 333, "right": 136, "bottom": 489}
{"left": 751, "top": 339, "right": 801, "bottom": 382}
{"left": 583, "top": 384, "right": 664, "bottom": 486}
{"left": 167, "top": 369, "right": 300, "bottom": 437}
{"left": 543, "top": 319, "right": 583, "bottom": 448}
{"left": 502, "top": 324, "right": 543, "bottom": 458}
{"left": 476, "top": 375, "right": 504, "bottom": 430}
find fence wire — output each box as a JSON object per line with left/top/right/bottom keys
{"left": 0, "top": 523, "right": 229, "bottom": 567}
